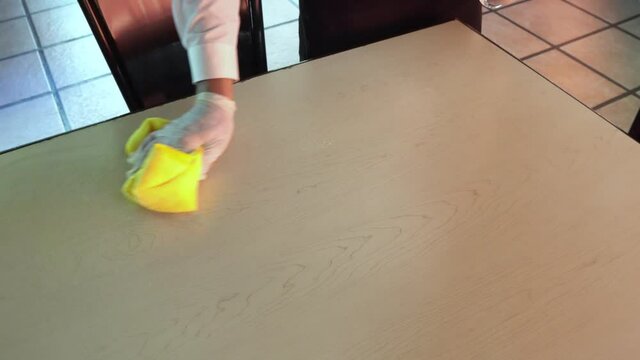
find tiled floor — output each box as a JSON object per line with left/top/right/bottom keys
{"left": 483, "top": 0, "right": 640, "bottom": 132}
{"left": 0, "top": 0, "right": 128, "bottom": 152}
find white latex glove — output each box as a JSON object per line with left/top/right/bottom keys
{"left": 127, "top": 92, "right": 236, "bottom": 179}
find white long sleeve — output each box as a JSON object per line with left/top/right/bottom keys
{"left": 172, "top": 0, "right": 241, "bottom": 83}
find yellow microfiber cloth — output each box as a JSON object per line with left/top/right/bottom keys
{"left": 122, "top": 117, "right": 203, "bottom": 213}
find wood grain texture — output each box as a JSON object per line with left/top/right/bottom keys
{"left": 2, "top": 21, "right": 640, "bottom": 359}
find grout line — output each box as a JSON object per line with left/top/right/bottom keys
{"left": 518, "top": 24, "right": 613, "bottom": 61}
{"left": 0, "top": 92, "right": 52, "bottom": 111}
{"left": 20, "top": 0, "right": 72, "bottom": 131}
{"left": 612, "top": 13, "right": 640, "bottom": 26}
{"left": 264, "top": 18, "right": 298, "bottom": 31}
{"left": 27, "top": 2, "right": 76, "bottom": 16}
{"left": 561, "top": 0, "right": 640, "bottom": 42}
{"left": 41, "top": 34, "right": 93, "bottom": 49}
{"left": 286, "top": 0, "right": 299, "bottom": 9}
{"left": 495, "top": 10, "right": 613, "bottom": 49}
{"left": 554, "top": 25, "right": 612, "bottom": 47}
{"left": 562, "top": 0, "right": 640, "bottom": 27}
{"left": 495, "top": 5, "right": 639, "bottom": 48}
{"left": 615, "top": 17, "right": 640, "bottom": 42}
{"left": 559, "top": 0, "right": 613, "bottom": 25}
{"left": 592, "top": 90, "right": 638, "bottom": 110}
{"left": 495, "top": 11, "right": 632, "bottom": 91}
{"left": 558, "top": 48, "right": 632, "bottom": 91}
{"left": 0, "top": 49, "right": 38, "bottom": 62}
{"left": 494, "top": 11, "right": 554, "bottom": 46}
{"left": 0, "top": 14, "right": 27, "bottom": 24}
{"left": 519, "top": 48, "right": 554, "bottom": 61}
{"left": 0, "top": 34, "right": 95, "bottom": 62}
{"left": 616, "top": 26, "right": 640, "bottom": 42}
{"left": 57, "top": 73, "right": 111, "bottom": 91}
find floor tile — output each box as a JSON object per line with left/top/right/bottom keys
{"left": 262, "top": 0, "right": 299, "bottom": 28}
{"left": 31, "top": 3, "right": 91, "bottom": 46}
{"left": 499, "top": 0, "right": 606, "bottom": 44}
{"left": 44, "top": 36, "right": 110, "bottom": 88}
{"left": 0, "top": 0, "right": 25, "bottom": 21}
{"left": 0, "top": 94, "right": 64, "bottom": 152}
{"left": 482, "top": 13, "right": 550, "bottom": 58}
{"left": 25, "top": 0, "right": 74, "bottom": 13}
{"left": 59, "top": 75, "right": 128, "bottom": 129}
{"left": 265, "top": 21, "right": 300, "bottom": 71}
{"left": 0, "top": 17, "right": 37, "bottom": 59}
{"left": 619, "top": 16, "right": 640, "bottom": 37}
{"left": 0, "top": 52, "right": 50, "bottom": 106}
{"left": 596, "top": 95, "right": 640, "bottom": 132}
{"left": 525, "top": 50, "right": 626, "bottom": 107}
{"left": 565, "top": 0, "right": 640, "bottom": 23}
{"left": 561, "top": 28, "right": 640, "bottom": 89}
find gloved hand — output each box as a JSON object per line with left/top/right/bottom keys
{"left": 127, "top": 92, "right": 236, "bottom": 179}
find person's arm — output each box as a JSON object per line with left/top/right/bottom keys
{"left": 196, "top": 78, "right": 234, "bottom": 99}
{"left": 172, "top": 0, "right": 241, "bottom": 98}
{"left": 127, "top": 0, "right": 241, "bottom": 180}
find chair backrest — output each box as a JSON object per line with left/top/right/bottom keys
{"left": 79, "top": 0, "right": 267, "bottom": 112}
{"left": 299, "top": 0, "right": 482, "bottom": 60}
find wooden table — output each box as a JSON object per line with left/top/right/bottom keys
{"left": 2, "top": 21, "right": 640, "bottom": 359}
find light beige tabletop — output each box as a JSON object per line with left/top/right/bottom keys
{"left": 2, "top": 21, "right": 640, "bottom": 359}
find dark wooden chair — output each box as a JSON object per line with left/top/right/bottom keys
{"left": 79, "top": 0, "right": 267, "bottom": 112}
{"left": 299, "top": 0, "right": 484, "bottom": 60}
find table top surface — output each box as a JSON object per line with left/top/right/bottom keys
{"left": 2, "top": 21, "right": 640, "bottom": 359}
